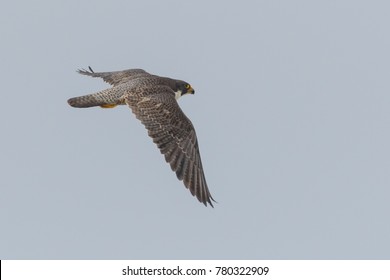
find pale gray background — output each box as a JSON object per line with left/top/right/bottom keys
{"left": 1, "top": 0, "right": 389, "bottom": 259}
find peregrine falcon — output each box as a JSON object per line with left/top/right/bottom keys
{"left": 68, "top": 67, "right": 215, "bottom": 207}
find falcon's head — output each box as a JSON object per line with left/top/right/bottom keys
{"left": 174, "top": 80, "right": 195, "bottom": 100}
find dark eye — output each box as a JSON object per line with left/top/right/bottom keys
{"left": 185, "top": 84, "right": 190, "bottom": 89}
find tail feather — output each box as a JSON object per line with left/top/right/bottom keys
{"left": 68, "top": 94, "right": 103, "bottom": 108}
{"left": 68, "top": 86, "right": 124, "bottom": 108}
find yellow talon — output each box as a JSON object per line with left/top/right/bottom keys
{"left": 100, "top": 104, "right": 117, "bottom": 108}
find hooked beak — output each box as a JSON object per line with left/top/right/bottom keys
{"left": 188, "top": 86, "right": 195, "bottom": 94}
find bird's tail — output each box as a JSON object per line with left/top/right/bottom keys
{"left": 68, "top": 94, "right": 105, "bottom": 108}
{"left": 68, "top": 87, "right": 122, "bottom": 108}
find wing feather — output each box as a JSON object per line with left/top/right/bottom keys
{"left": 125, "top": 86, "right": 215, "bottom": 207}
{"left": 77, "top": 66, "right": 150, "bottom": 86}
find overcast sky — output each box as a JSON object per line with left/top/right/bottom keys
{"left": 1, "top": 0, "right": 390, "bottom": 259}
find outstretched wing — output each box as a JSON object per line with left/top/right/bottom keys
{"left": 125, "top": 86, "right": 215, "bottom": 207}
{"left": 77, "top": 66, "right": 150, "bottom": 86}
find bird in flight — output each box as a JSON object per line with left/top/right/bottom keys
{"left": 68, "top": 67, "right": 215, "bottom": 207}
